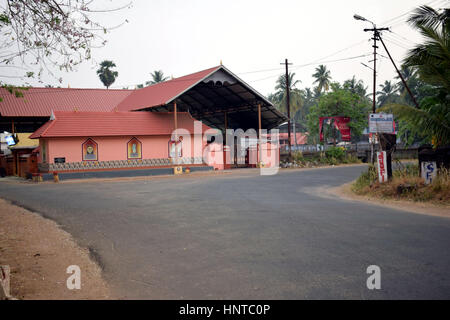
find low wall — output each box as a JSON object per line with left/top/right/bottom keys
{"left": 41, "top": 165, "right": 214, "bottom": 181}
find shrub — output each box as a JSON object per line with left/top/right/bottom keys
{"left": 352, "top": 164, "right": 378, "bottom": 194}
{"left": 325, "top": 146, "right": 346, "bottom": 160}
{"left": 293, "top": 151, "right": 305, "bottom": 163}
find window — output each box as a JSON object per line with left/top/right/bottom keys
{"left": 127, "top": 137, "right": 142, "bottom": 159}
{"left": 82, "top": 138, "right": 98, "bottom": 161}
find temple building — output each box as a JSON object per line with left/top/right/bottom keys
{"left": 0, "top": 65, "right": 286, "bottom": 178}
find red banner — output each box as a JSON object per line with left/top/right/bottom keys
{"left": 319, "top": 116, "right": 351, "bottom": 142}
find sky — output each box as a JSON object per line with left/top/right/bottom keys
{"left": 2, "top": 0, "right": 449, "bottom": 96}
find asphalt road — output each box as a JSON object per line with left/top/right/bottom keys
{"left": 1, "top": 165, "right": 449, "bottom": 299}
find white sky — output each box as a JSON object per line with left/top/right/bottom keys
{"left": 3, "top": 0, "right": 449, "bottom": 96}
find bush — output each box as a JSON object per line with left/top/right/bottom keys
{"left": 393, "top": 163, "right": 419, "bottom": 179}
{"left": 352, "top": 164, "right": 378, "bottom": 194}
{"left": 293, "top": 151, "right": 305, "bottom": 163}
{"left": 325, "top": 146, "right": 346, "bottom": 160}
{"left": 351, "top": 163, "right": 450, "bottom": 204}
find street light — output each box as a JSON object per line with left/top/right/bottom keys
{"left": 353, "top": 14, "right": 366, "bottom": 21}
{"left": 353, "top": 14, "right": 375, "bottom": 27}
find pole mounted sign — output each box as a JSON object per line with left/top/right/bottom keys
{"left": 421, "top": 161, "right": 437, "bottom": 185}
{"left": 369, "top": 113, "right": 394, "bottom": 133}
{"left": 377, "top": 151, "right": 388, "bottom": 183}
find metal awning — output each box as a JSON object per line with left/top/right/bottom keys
{"left": 137, "top": 66, "right": 287, "bottom": 131}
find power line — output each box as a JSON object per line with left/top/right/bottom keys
{"left": 381, "top": 0, "right": 443, "bottom": 26}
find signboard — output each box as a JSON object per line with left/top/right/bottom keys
{"left": 369, "top": 113, "right": 394, "bottom": 133}
{"left": 421, "top": 161, "right": 437, "bottom": 185}
{"left": 377, "top": 151, "right": 388, "bottom": 183}
{"left": 319, "top": 116, "right": 351, "bottom": 142}
{"left": 54, "top": 157, "right": 66, "bottom": 163}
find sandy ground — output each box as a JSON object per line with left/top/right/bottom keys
{"left": 0, "top": 198, "right": 112, "bottom": 300}
{"left": 328, "top": 182, "right": 450, "bottom": 219}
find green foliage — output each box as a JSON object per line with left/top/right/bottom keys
{"left": 393, "top": 163, "right": 420, "bottom": 178}
{"left": 313, "top": 65, "right": 331, "bottom": 93}
{"left": 325, "top": 146, "right": 346, "bottom": 160}
{"left": 96, "top": 60, "right": 118, "bottom": 89}
{"left": 352, "top": 164, "right": 378, "bottom": 193}
{"left": 270, "top": 72, "right": 303, "bottom": 119}
{"left": 145, "top": 70, "right": 169, "bottom": 86}
{"left": 306, "top": 86, "right": 371, "bottom": 143}
{"left": 382, "top": 5, "right": 450, "bottom": 147}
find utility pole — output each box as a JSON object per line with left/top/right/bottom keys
{"left": 281, "top": 58, "right": 293, "bottom": 160}
{"left": 363, "top": 26, "right": 388, "bottom": 163}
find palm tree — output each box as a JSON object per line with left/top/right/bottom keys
{"left": 376, "top": 80, "right": 398, "bottom": 108}
{"left": 344, "top": 76, "right": 368, "bottom": 98}
{"left": 312, "top": 65, "right": 331, "bottom": 93}
{"left": 146, "top": 70, "right": 169, "bottom": 86}
{"left": 274, "top": 72, "right": 303, "bottom": 146}
{"left": 404, "top": 6, "right": 450, "bottom": 90}
{"left": 381, "top": 5, "right": 450, "bottom": 146}
{"left": 97, "top": 60, "right": 118, "bottom": 89}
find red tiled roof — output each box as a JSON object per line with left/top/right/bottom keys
{"left": 0, "top": 87, "right": 133, "bottom": 117}
{"left": 30, "top": 111, "right": 211, "bottom": 138}
{"left": 116, "top": 66, "right": 221, "bottom": 112}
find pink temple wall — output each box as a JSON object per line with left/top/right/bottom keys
{"left": 43, "top": 135, "right": 206, "bottom": 164}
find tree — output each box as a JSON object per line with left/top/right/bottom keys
{"left": 146, "top": 70, "right": 169, "bottom": 86}
{"left": 381, "top": 5, "right": 450, "bottom": 147}
{"left": 97, "top": 60, "right": 118, "bottom": 89}
{"left": 344, "top": 76, "right": 368, "bottom": 99}
{"left": 272, "top": 72, "right": 302, "bottom": 114}
{"left": 377, "top": 80, "right": 398, "bottom": 108}
{"left": 307, "top": 87, "right": 370, "bottom": 144}
{"left": 0, "top": 1, "right": 130, "bottom": 82}
{"left": 312, "top": 65, "right": 332, "bottom": 93}
{"left": 271, "top": 72, "right": 304, "bottom": 145}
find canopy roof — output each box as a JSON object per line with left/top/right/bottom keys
{"left": 117, "top": 65, "right": 287, "bottom": 130}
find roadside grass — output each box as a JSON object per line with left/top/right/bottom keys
{"left": 285, "top": 147, "right": 361, "bottom": 168}
{"left": 352, "top": 163, "right": 450, "bottom": 205}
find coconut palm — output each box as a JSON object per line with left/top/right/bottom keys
{"left": 97, "top": 60, "right": 118, "bottom": 89}
{"left": 344, "top": 76, "right": 368, "bottom": 99}
{"left": 377, "top": 80, "right": 398, "bottom": 108}
{"left": 273, "top": 72, "right": 304, "bottom": 145}
{"left": 312, "top": 64, "right": 332, "bottom": 93}
{"left": 146, "top": 70, "right": 169, "bottom": 86}
{"left": 381, "top": 5, "right": 450, "bottom": 146}
{"left": 273, "top": 72, "right": 302, "bottom": 115}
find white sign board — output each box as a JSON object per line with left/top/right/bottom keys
{"left": 369, "top": 113, "right": 394, "bottom": 133}
{"left": 377, "top": 151, "right": 388, "bottom": 183}
{"left": 421, "top": 161, "right": 437, "bottom": 185}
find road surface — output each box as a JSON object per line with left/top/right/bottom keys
{"left": 0, "top": 165, "right": 449, "bottom": 299}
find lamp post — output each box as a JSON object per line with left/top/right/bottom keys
{"left": 354, "top": 14, "right": 388, "bottom": 164}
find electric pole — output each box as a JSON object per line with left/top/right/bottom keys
{"left": 281, "top": 58, "right": 293, "bottom": 160}
{"left": 363, "top": 26, "right": 388, "bottom": 163}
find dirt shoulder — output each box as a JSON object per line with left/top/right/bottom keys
{"left": 329, "top": 182, "right": 450, "bottom": 219}
{"left": 0, "top": 198, "right": 112, "bottom": 299}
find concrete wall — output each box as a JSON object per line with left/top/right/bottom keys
{"left": 43, "top": 135, "right": 206, "bottom": 164}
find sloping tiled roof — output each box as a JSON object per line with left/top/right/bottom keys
{"left": 116, "top": 66, "right": 221, "bottom": 112}
{"left": 0, "top": 87, "right": 133, "bottom": 117}
{"left": 30, "top": 111, "right": 210, "bottom": 138}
